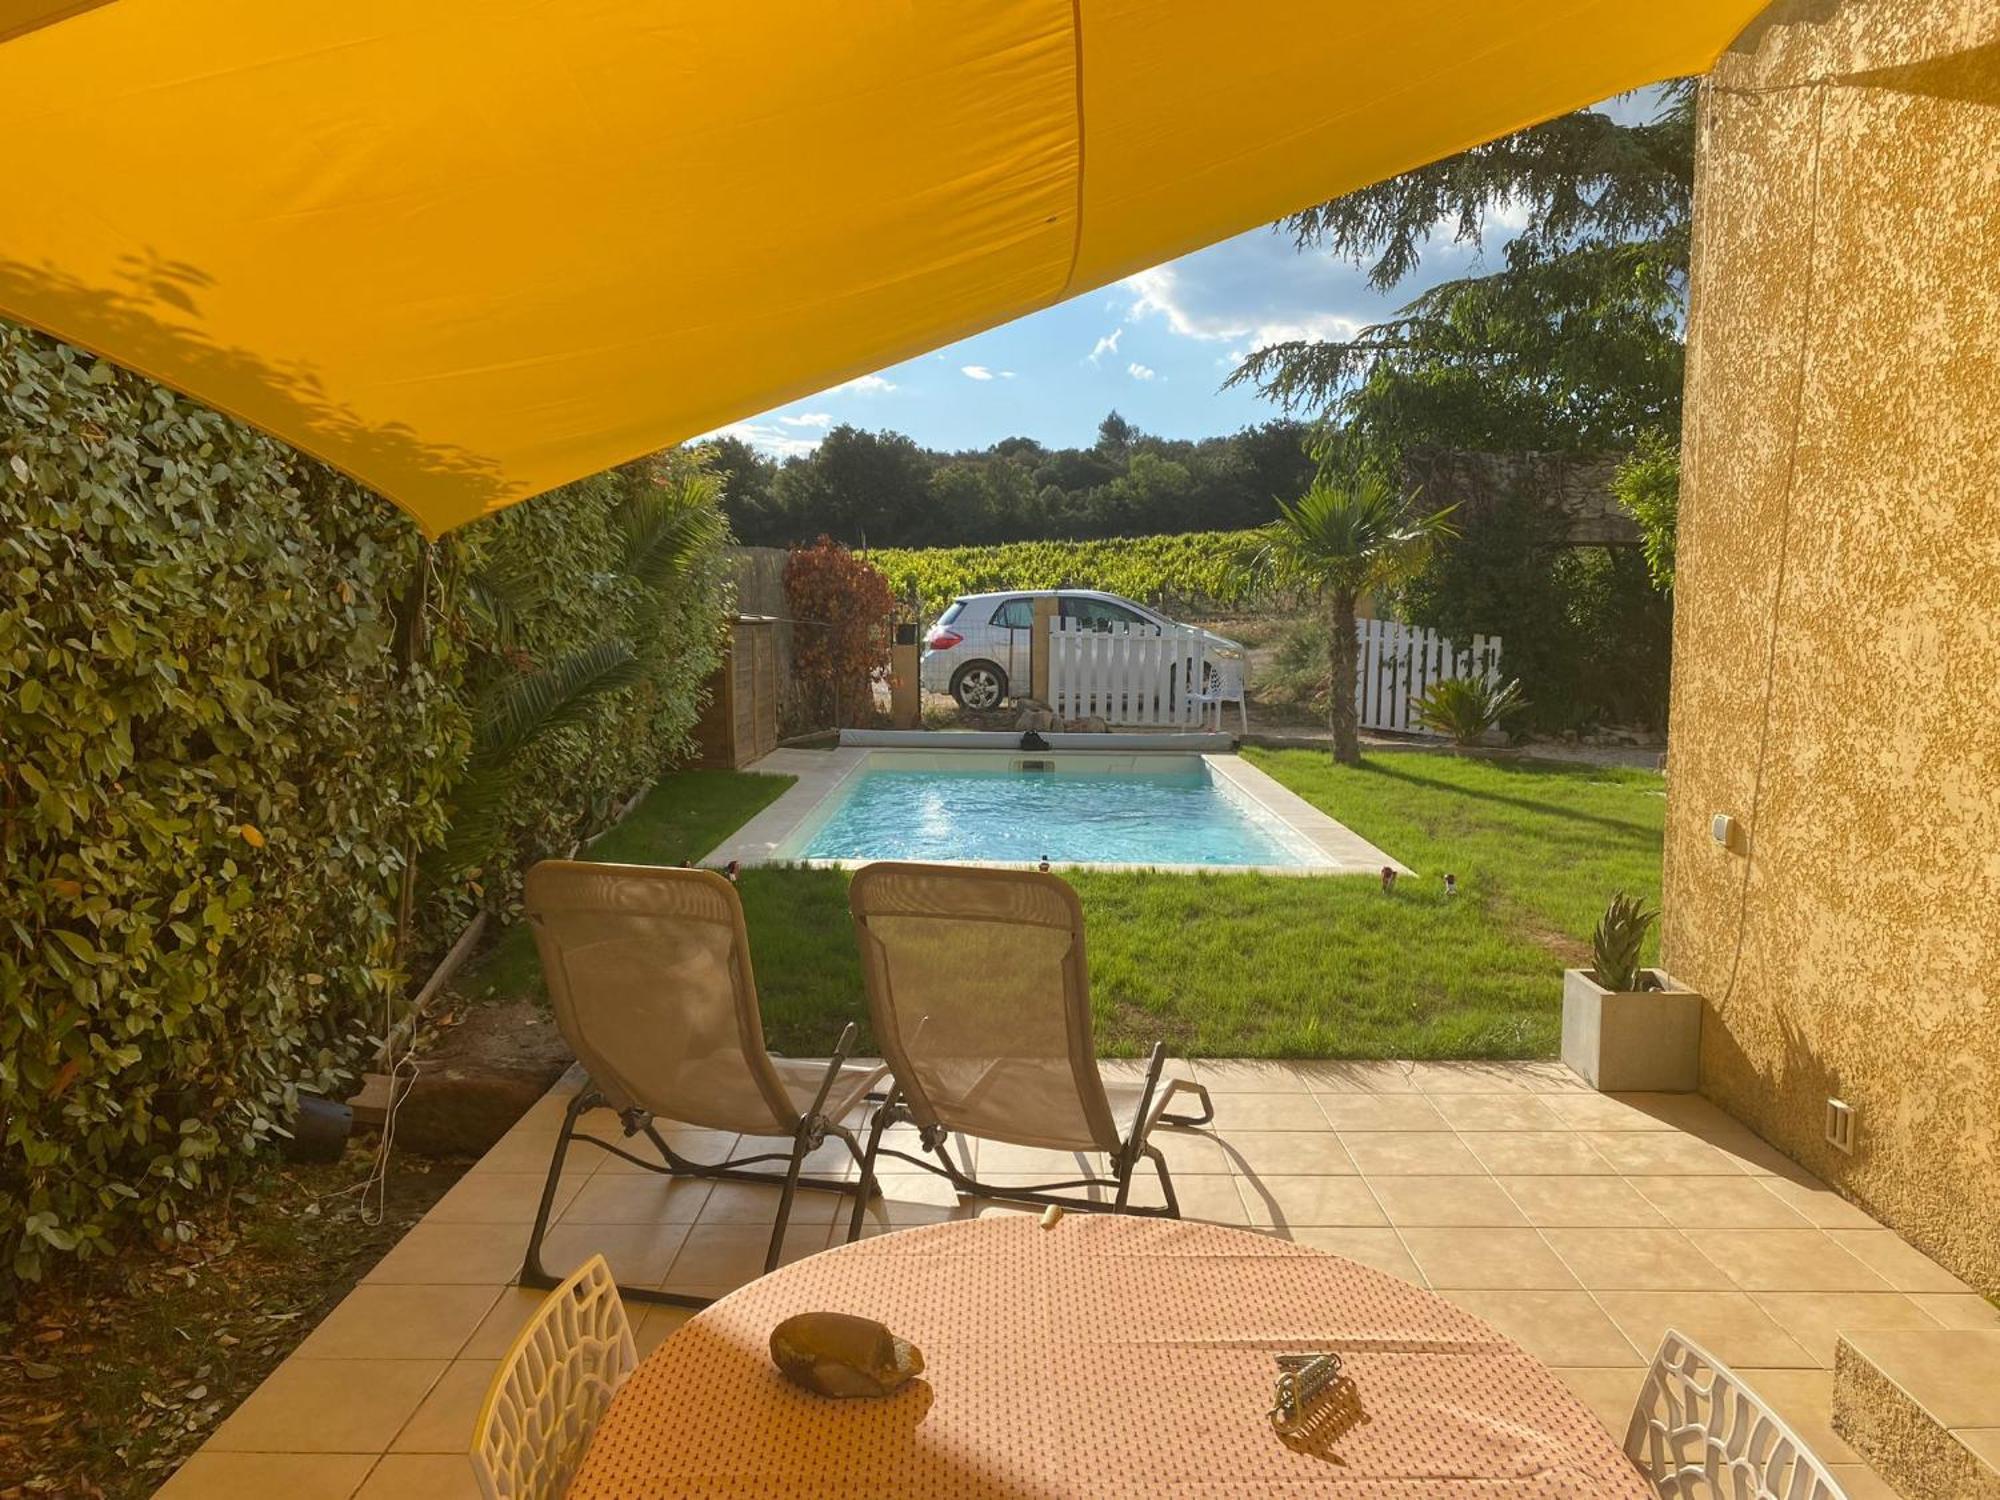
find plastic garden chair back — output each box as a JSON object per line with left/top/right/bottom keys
{"left": 1625, "top": 1331, "right": 1849, "bottom": 1499}
{"left": 472, "top": 1253, "right": 637, "bottom": 1500}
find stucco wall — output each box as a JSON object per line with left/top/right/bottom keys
{"left": 1664, "top": 0, "right": 2000, "bottom": 1289}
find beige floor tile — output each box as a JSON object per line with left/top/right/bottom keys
{"left": 1754, "top": 1175, "right": 1882, "bottom": 1230}
{"left": 364, "top": 1222, "right": 530, "bottom": 1286}
{"left": 536, "top": 1220, "right": 693, "bottom": 1287}
{"left": 1752, "top": 1291, "right": 1949, "bottom": 1367}
{"left": 1368, "top": 1175, "right": 1527, "bottom": 1227}
{"left": 1285, "top": 1060, "right": 1419, "bottom": 1092}
{"left": 1497, "top": 1177, "right": 1667, "bottom": 1229}
{"left": 854, "top": 1170, "right": 966, "bottom": 1208}
{"left": 974, "top": 1140, "right": 1110, "bottom": 1176}
{"left": 1595, "top": 1291, "right": 1815, "bottom": 1369}
{"left": 1157, "top": 1172, "right": 1255, "bottom": 1225}
{"left": 1957, "top": 1430, "right": 2000, "bottom": 1471}
{"left": 468, "top": 1129, "right": 601, "bottom": 1178}
{"left": 1405, "top": 1061, "right": 1547, "bottom": 1094}
{"left": 1234, "top": 1174, "right": 1384, "bottom": 1228}
{"left": 594, "top": 1128, "right": 740, "bottom": 1172}
{"left": 661, "top": 1221, "right": 834, "bottom": 1295}
{"left": 1218, "top": 1130, "right": 1357, "bottom": 1175}
{"left": 1199, "top": 1092, "right": 1333, "bottom": 1130}
{"left": 1509, "top": 1061, "right": 1594, "bottom": 1094}
{"left": 459, "top": 1287, "right": 548, "bottom": 1360}
{"left": 847, "top": 1196, "right": 974, "bottom": 1234}
{"left": 426, "top": 1171, "right": 584, "bottom": 1225}
{"left": 1540, "top": 1228, "right": 1734, "bottom": 1291}
{"left": 1578, "top": 1131, "right": 1743, "bottom": 1175}
{"left": 354, "top": 1454, "right": 485, "bottom": 1500}
{"left": 1448, "top": 1289, "right": 1644, "bottom": 1367}
{"left": 297, "top": 1284, "right": 503, "bottom": 1361}
{"left": 1834, "top": 1330, "right": 2000, "bottom": 1428}
{"left": 692, "top": 1181, "right": 851, "bottom": 1226}
{"left": 1428, "top": 1093, "right": 1566, "bottom": 1131}
{"left": 1399, "top": 1228, "right": 1580, "bottom": 1290}
{"left": 1696, "top": 1230, "right": 1892, "bottom": 1293}
{"left": 1539, "top": 1093, "right": 1680, "bottom": 1131}
{"left": 1826, "top": 1229, "right": 1974, "bottom": 1294}
{"left": 1312, "top": 1092, "right": 1447, "bottom": 1131}
{"left": 1339, "top": 1131, "right": 1483, "bottom": 1175}
{"left": 208, "top": 1358, "right": 446, "bottom": 1453}
{"left": 1461, "top": 1131, "right": 1613, "bottom": 1176}
{"left": 735, "top": 1133, "right": 864, "bottom": 1178}
{"left": 155, "top": 1452, "right": 377, "bottom": 1500}
{"left": 1147, "top": 1129, "right": 1234, "bottom": 1174}
{"left": 1909, "top": 1293, "right": 2000, "bottom": 1330}
{"left": 1729, "top": 1369, "right": 1857, "bottom": 1464}
{"left": 1822, "top": 1464, "right": 1906, "bottom": 1500}
{"left": 556, "top": 1173, "right": 713, "bottom": 1224}
{"left": 1552, "top": 1365, "right": 1647, "bottom": 1434}
{"left": 1627, "top": 1175, "right": 1812, "bottom": 1229}
{"left": 634, "top": 1304, "right": 698, "bottom": 1356}
{"left": 1192, "top": 1060, "right": 1314, "bottom": 1092}
{"left": 390, "top": 1359, "right": 497, "bottom": 1454}
{"left": 1284, "top": 1228, "right": 1427, "bottom": 1285}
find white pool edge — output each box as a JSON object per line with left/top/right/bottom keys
{"left": 704, "top": 747, "right": 1411, "bottom": 878}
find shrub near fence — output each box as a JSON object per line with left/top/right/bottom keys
{"left": 870, "top": 529, "right": 1271, "bottom": 620}
{"left": 0, "top": 320, "right": 729, "bottom": 1285}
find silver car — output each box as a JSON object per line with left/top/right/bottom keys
{"left": 920, "top": 589, "right": 1244, "bottom": 710}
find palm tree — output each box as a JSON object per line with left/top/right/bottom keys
{"left": 1255, "top": 475, "right": 1457, "bottom": 764}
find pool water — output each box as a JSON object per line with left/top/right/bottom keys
{"left": 799, "top": 763, "right": 1312, "bottom": 867}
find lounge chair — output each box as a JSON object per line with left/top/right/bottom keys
{"left": 842, "top": 861, "right": 1213, "bottom": 1241}
{"left": 518, "top": 860, "right": 886, "bottom": 1306}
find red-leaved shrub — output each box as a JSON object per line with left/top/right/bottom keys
{"left": 784, "top": 537, "right": 893, "bottom": 728}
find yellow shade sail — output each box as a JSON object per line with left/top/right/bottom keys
{"left": 0, "top": 1, "right": 1763, "bottom": 535}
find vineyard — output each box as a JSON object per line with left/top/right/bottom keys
{"left": 869, "top": 529, "right": 1277, "bottom": 619}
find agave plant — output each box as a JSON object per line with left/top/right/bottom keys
{"left": 1591, "top": 892, "right": 1659, "bottom": 993}
{"left": 1414, "top": 675, "right": 1527, "bottom": 746}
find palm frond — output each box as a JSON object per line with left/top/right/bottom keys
{"left": 472, "top": 639, "right": 646, "bottom": 760}
{"left": 619, "top": 472, "right": 727, "bottom": 593}
{"left": 1251, "top": 475, "right": 1457, "bottom": 597}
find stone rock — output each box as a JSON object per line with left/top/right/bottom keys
{"left": 1015, "top": 707, "right": 1058, "bottom": 732}
{"left": 769, "top": 1312, "right": 924, "bottom": 1398}
{"left": 1065, "top": 716, "right": 1110, "bottom": 733}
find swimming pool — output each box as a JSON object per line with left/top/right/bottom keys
{"left": 771, "top": 750, "right": 1342, "bottom": 871}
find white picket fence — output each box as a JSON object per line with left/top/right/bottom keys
{"left": 1355, "top": 618, "right": 1504, "bottom": 735}
{"left": 1045, "top": 614, "right": 1500, "bottom": 733}
{"left": 1048, "top": 618, "right": 1212, "bottom": 727}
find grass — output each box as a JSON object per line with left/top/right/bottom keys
{"left": 464, "top": 751, "right": 1663, "bottom": 1060}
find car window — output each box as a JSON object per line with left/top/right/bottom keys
{"left": 990, "top": 597, "right": 1035, "bottom": 629}
{"left": 938, "top": 600, "right": 964, "bottom": 625}
{"left": 1063, "top": 596, "right": 1147, "bottom": 632}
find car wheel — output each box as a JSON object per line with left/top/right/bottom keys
{"left": 950, "top": 661, "right": 1007, "bottom": 711}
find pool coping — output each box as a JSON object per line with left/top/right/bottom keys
{"left": 704, "top": 747, "right": 1411, "bottom": 878}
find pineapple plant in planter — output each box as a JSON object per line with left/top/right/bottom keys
{"left": 1561, "top": 893, "right": 1703, "bottom": 1092}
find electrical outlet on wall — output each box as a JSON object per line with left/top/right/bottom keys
{"left": 1825, "top": 1098, "right": 1856, "bottom": 1154}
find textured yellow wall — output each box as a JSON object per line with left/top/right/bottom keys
{"left": 1664, "top": 0, "right": 2000, "bottom": 1290}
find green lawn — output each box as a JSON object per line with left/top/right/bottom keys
{"left": 459, "top": 751, "right": 1664, "bottom": 1059}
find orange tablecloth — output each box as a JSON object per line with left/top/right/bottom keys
{"left": 570, "top": 1215, "right": 1651, "bottom": 1497}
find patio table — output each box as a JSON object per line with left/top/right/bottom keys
{"left": 569, "top": 1214, "right": 1651, "bottom": 1497}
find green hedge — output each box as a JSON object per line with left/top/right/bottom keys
{"left": 0, "top": 321, "right": 728, "bottom": 1284}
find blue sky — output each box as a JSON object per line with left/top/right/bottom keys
{"left": 706, "top": 221, "right": 1511, "bottom": 458}
{"left": 706, "top": 90, "right": 1660, "bottom": 459}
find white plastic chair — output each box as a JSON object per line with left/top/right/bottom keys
{"left": 1189, "top": 650, "right": 1248, "bottom": 735}
{"left": 472, "top": 1253, "right": 638, "bottom": 1500}
{"left": 1625, "top": 1331, "right": 1850, "bottom": 1498}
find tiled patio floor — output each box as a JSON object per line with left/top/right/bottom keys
{"left": 157, "top": 1060, "right": 1996, "bottom": 1499}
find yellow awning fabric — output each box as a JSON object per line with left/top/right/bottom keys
{"left": 0, "top": 2, "right": 1764, "bottom": 535}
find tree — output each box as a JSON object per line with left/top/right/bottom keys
{"left": 1228, "top": 84, "right": 1695, "bottom": 461}
{"left": 1255, "top": 476, "right": 1457, "bottom": 764}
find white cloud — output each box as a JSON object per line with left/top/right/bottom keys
{"left": 689, "top": 420, "right": 824, "bottom": 459}
{"left": 778, "top": 411, "right": 832, "bottom": 428}
{"left": 827, "top": 373, "right": 896, "bottom": 395}
{"left": 1126, "top": 362, "right": 1157, "bottom": 382}
{"left": 961, "top": 364, "right": 995, "bottom": 381}
{"left": 1087, "top": 327, "right": 1123, "bottom": 364}
{"left": 1125, "top": 262, "right": 1363, "bottom": 347}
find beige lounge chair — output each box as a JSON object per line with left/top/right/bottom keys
{"left": 519, "top": 860, "right": 886, "bottom": 1306}
{"left": 843, "top": 861, "right": 1212, "bottom": 1240}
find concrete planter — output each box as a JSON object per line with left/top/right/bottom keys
{"left": 1561, "top": 967, "right": 1701, "bottom": 1092}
